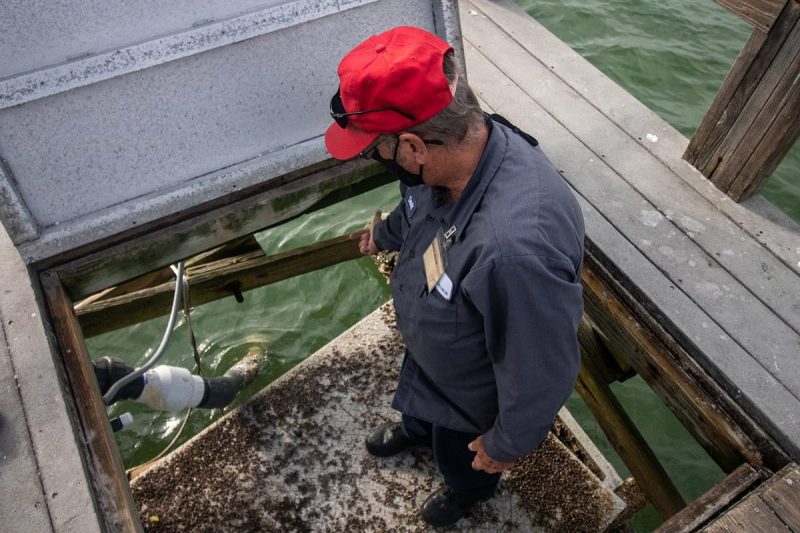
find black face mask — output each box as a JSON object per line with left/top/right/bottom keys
{"left": 370, "top": 139, "right": 425, "bottom": 187}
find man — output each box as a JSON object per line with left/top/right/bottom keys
{"left": 325, "top": 26, "right": 584, "bottom": 527}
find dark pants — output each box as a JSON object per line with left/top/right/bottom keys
{"left": 401, "top": 413, "right": 500, "bottom": 501}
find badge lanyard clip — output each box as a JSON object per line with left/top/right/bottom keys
{"left": 443, "top": 225, "right": 456, "bottom": 248}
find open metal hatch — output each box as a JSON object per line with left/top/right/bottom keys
{"left": 0, "top": 2, "right": 463, "bottom": 530}
{"left": 0, "top": 0, "right": 462, "bottom": 276}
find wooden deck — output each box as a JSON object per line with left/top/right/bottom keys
{"left": 705, "top": 463, "right": 800, "bottom": 532}
{"left": 462, "top": 0, "right": 800, "bottom": 460}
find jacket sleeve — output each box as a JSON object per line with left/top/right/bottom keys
{"left": 372, "top": 198, "right": 405, "bottom": 252}
{"left": 462, "top": 254, "right": 583, "bottom": 462}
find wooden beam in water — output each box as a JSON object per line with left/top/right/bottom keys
{"left": 40, "top": 272, "right": 142, "bottom": 532}
{"left": 715, "top": 0, "right": 788, "bottom": 33}
{"left": 74, "top": 234, "right": 263, "bottom": 310}
{"left": 655, "top": 463, "right": 762, "bottom": 532}
{"left": 685, "top": 0, "right": 800, "bottom": 201}
{"left": 56, "top": 158, "right": 387, "bottom": 301}
{"left": 76, "top": 234, "right": 361, "bottom": 338}
{"left": 576, "top": 327, "right": 687, "bottom": 520}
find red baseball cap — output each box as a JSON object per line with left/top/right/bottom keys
{"left": 325, "top": 26, "right": 454, "bottom": 160}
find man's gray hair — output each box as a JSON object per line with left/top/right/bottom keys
{"left": 379, "top": 52, "right": 484, "bottom": 147}
{"left": 408, "top": 52, "right": 484, "bottom": 145}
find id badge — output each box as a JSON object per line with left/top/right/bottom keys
{"left": 423, "top": 229, "right": 448, "bottom": 292}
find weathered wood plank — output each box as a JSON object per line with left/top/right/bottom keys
{"left": 705, "top": 494, "right": 791, "bottom": 531}
{"left": 576, "top": 317, "right": 686, "bottom": 519}
{"left": 74, "top": 235, "right": 263, "bottom": 311}
{"left": 56, "top": 158, "right": 387, "bottom": 301}
{"left": 462, "top": 3, "right": 800, "bottom": 463}
{"left": 656, "top": 463, "right": 762, "bottom": 533}
{"left": 40, "top": 271, "right": 142, "bottom": 532}
{"left": 704, "top": 463, "right": 800, "bottom": 531}
{"left": 76, "top": 234, "right": 362, "bottom": 338}
{"left": 714, "top": 0, "right": 788, "bottom": 33}
{"left": 760, "top": 464, "right": 800, "bottom": 528}
{"left": 707, "top": 13, "right": 800, "bottom": 195}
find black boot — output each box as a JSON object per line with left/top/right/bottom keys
{"left": 421, "top": 486, "right": 492, "bottom": 528}
{"left": 365, "top": 422, "right": 415, "bottom": 457}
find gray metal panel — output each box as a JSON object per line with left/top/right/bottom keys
{"left": 0, "top": 0, "right": 376, "bottom": 109}
{"left": 0, "top": 0, "right": 299, "bottom": 80}
{"left": 0, "top": 0, "right": 461, "bottom": 262}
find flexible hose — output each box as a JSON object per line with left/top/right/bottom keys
{"left": 102, "top": 261, "right": 185, "bottom": 405}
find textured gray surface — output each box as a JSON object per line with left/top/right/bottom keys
{"left": 0, "top": 319, "right": 51, "bottom": 533}
{"left": 0, "top": 0, "right": 377, "bottom": 108}
{"left": 131, "top": 304, "right": 626, "bottom": 531}
{"left": 0, "top": 0, "right": 291, "bottom": 79}
{"left": 463, "top": 0, "right": 800, "bottom": 458}
{"left": 0, "top": 229, "right": 100, "bottom": 533}
{"left": 0, "top": 0, "right": 433, "bottom": 229}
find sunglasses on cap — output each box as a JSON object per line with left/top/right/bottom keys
{"left": 329, "top": 88, "right": 416, "bottom": 128}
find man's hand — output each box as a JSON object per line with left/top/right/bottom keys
{"left": 467, "top": 435, "right": 515, "bottom": 474}
{"left": 349, "top": 210, "right": 381, "bottom": 256}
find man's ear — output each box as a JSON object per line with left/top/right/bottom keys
{"left": 398, "top": 133, "right": 427, "bottom": 165}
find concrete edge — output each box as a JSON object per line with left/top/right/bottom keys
{"left": 0, "top": 228, "right": 100, "bottom": 533}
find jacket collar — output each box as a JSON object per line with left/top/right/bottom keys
{"left": 439, "top": 117, "right": 508, "bottom": 244}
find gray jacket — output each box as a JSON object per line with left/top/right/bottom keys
{"left": 373, "top": 118, "right": 584, "bottom": 462}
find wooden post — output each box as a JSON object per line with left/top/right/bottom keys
{"left": 714, "top": 0, "right": 788, "bottom": 33}
{"left": 684, "top": 0, "right": 800, "bottom": 201}
{"left": 576, "top": 341, "right": 687, "bottom": 520}
{"left": 41, "top": 271, "right": 143, "bottom": 532}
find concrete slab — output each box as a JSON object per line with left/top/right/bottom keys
{"left": 0, "top": 319, "right": 51, "bottom": 533}
{"left": 0, "top": 228, "right": 100, "bottom": 533}
{"left": 131, "top": 304, "right": 627, "bottom": 531}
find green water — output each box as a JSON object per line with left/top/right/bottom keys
{"left": 88, "top": 2, "right": 800, "bottom": 530}
{"left": 516, "top": 0, "right": 800, "bottom": 221}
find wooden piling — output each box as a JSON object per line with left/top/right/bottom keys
{"left": 576, "top": 325, "right": 687, "bottom": 520}
{"left": 685, "top": 0, "right": 800, "bottom": 201}
{"left": 577, "top": 317, "right": 635, "bottom": 384}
